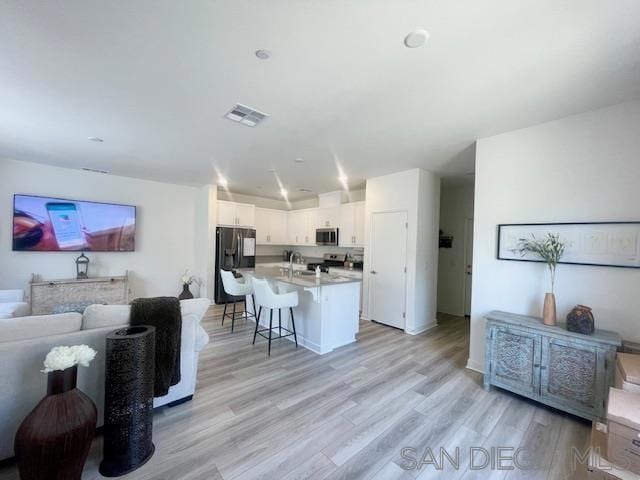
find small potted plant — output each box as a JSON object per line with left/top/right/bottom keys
{"left": 179, "top": 270, "right": 200, "bottom": 300}
{"left": 516, "top": 233, "right": 565, "bottom": 326}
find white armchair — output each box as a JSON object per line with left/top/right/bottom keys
{"left": 0, "top": 290, "right": 29, "bottom": 319}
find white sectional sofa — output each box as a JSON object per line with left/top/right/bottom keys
{"left": 0, "top": 290, "right": 29, "bottom": 319}
{"left": 0, "top": 298, "right": 210, "bottom": 461}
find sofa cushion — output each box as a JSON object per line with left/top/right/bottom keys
{"left": 0, "top": 290, "right": 24, "bottom": 303}
{"left": 0, "top": 313, "right": 82, "bottom": 343}
{"left": 53, "top": 301, "right": 104, "bottom": 315}
{"left": 82, "top": 304, "right": 130, "bottom": 330}
{"left": 0, "top": 302, "right": 30, "bottom": 318}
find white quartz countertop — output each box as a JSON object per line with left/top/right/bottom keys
{"left": 238, "top": 266, "right": 362, "bottom": 288}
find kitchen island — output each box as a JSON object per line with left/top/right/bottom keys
{"left": 238, "top": 266, "right": 361, "bottom": 354}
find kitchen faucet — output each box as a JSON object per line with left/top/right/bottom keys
{"left": 289, "top": 251, "right": 303, "bottom": 278}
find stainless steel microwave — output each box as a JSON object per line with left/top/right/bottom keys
{"left": 316, "top": 228, "right": 339, "bottom": 246}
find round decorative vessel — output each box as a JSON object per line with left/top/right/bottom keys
{"left": 14, "top": 365, "right": 97, "bottom": 480}
{"left": 178, "top": 284, "right": 193, "bottom": 300}
{"left": 566, "top": 304, "right": 595, "bottom": 335}
{"left": 100, "top": 325, "right": 156, "bottom": 477}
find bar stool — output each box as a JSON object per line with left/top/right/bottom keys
{"left": 251, "top": 278, "right": 298, "bottom": 356}
{"left": 220, "top": 270, "right": 256, "bottom": 333}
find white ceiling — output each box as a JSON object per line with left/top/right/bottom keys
{"left": 1, "top": 1, "right": 639, "bottom": 200}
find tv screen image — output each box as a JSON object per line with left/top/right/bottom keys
{"left": 13, "top": 194, "right": 136, "bottom": 252}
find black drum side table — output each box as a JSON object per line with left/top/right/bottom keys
{"left": 100, "top": 325, "right": 156, "bottom": 477}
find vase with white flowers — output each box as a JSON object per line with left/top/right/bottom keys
{"left": 516, "top": 232, "right": 566, "bottom": 326}
{"left": 15, "top": 345, "right": 98, "bottom": 480}
{"left": 179, "top": 269, "right": 200, "bottom": 300}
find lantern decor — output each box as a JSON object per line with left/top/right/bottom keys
{"left": 75, "top": 253, "right": 90, "bottom": 279}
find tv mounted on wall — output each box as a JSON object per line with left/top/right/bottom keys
{"left": 12, "top": 194, "right": 136, "bottom": 252}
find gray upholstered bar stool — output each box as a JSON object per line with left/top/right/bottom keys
{"left": 251, "top": 278, "right": 298, "bottom": 356}
{"left": 220, "top": 270, "right": 256, "bottom": 333}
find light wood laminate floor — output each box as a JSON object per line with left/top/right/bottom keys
{"left": 0, "top": 307, "right": 595, "bottom": 480}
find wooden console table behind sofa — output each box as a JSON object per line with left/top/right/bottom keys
{"left": 484, "top": 310, "right": 621, "bottom": 421}
{"left": 30, "top": 274, "right": 129, "bottom": 315}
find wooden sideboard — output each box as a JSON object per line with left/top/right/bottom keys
{"left": 484, "top": 310, "right": 621, "bottom": 421}
{"left": 29, "top": 274, "right": 130, "bottom": 315}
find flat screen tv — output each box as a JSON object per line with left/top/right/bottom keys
{"left": 13, "top": 194, "right": 136, "bottom": 252}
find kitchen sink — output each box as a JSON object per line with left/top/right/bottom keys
{"left": 295, "top": 270, "right": 316, "bottom": 276}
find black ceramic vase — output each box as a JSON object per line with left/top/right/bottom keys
{"left": 14, "top": 365, "right": 97, "bottom": 480}
{"left": 100, "top": 326, "right": 156, "bottom": 477}
{"left": 178, "top": 283, "right": 193, "bottom": 300}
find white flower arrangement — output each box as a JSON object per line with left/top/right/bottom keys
{"left": 42, "top": 345, "right": 97, "bottom": 373}
{"left": 181, "top": 269, "right": 201, "bottom": 286}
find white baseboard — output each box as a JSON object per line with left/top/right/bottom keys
{"left": 406, "top": 320, "right": 438, "bottom": 335}
{"left": 466, "top": 358, "right": 484, "bottom": 374}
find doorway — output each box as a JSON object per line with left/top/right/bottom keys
{"left": 368, "top": 210, "right": 407, "bottom": 329}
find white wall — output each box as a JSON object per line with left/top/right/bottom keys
{"left": 1, "top": 158, "right": 201, "bottom": 299}
{"left": 437, "top": 182, "right": 475, "bottom": 316}
{"left": 194, "top": 185, "right": 217, "bottom": 300}
{"left": 363, "top": 168, "right": 440, "bottom": 334}
{"left": 469, "top": 100, "right": 640, "bottom": 372}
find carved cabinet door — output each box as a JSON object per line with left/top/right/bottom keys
{"left": 539, "top": 337, "right": 603, "bottom": 418}
{"left": 489, "top": 326, "right": 541, "bottom": 396}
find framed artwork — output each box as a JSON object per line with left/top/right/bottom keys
{"left": 497, "top": 222, "right": 640, "bottom": 269}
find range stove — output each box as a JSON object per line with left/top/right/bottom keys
{"left": 306, "top": 253, "right": 347, "bottom": 273}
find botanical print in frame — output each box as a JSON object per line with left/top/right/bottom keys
{"left": 497, "top": 222, "right": 640, "bottom": 268}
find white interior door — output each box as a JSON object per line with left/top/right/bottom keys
{"left": 369, "top": 210, "right": 407, "bottom": 329}
{"left": 463, "top": 217, "right": 474, "bottom": 316}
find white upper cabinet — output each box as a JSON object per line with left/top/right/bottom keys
{"left": 218, "top": 197, "right": 364, "bottom": 247}
{"left": 339, "top": 201, "right": 365, "bottom": 247}
{"left": 316, "top": 206, "right": 341, "bottom": 229}
{"left": 304, "top": 209, "right": 317, "bottom": 245}
{"left": 287, "top": 210, "right": 304, "bottom": 245}
{"left": 353, "top": 201, "right": 365, "bottom": 247}
{"left": 287, "top": 209, "right": 316, "bottom": 245}
{"left": 217, "top": 201, "right": 255, "bottom": 227}
{"left": 255, "top": 207, "right": 288, "bottom": 244}
{"left": 236, "top": 203, "right": 256, "bottom": 227}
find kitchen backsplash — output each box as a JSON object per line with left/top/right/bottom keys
{"left": 256, "top": 244, "right": 363, "bottom": 261}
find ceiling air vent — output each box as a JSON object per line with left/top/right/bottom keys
{"left": 224, "top": 103, "right": 269, "bottom": 127}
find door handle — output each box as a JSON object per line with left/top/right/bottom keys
{"left": 370, "top": 270, "right": 377, "bottom": 275}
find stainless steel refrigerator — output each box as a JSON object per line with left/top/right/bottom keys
{"left": 214, "top": 226, "right": 256, "bottom": 304}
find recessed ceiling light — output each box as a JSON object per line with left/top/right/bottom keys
{"left": 404, "top": 29, "right": 430, "bottom": 48}
{"left": 218, "top": 177, "right": 228, "bottom": 187}
{"left": 268, "top": 168, "right": 276, "bottom": 173}
{"left": 88, "top": 137, "right": 104, "bottom": 142}
{"left": 294, "top": 158, "right": 305, "bottom": 164}
{"left": 255, "top": 49, "right": 272, "bottom": 60}
{"left": 298, "top": 188, "right": 313, "bottom": 193}
{"left": 280, "top": 188, "right": 288, "bottom": 197}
